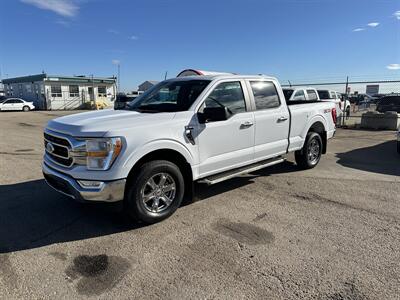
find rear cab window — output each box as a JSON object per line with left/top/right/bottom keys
{"left": 317, "top": 90, "right": 331, "bottom": 99}
{"left": 249, "top": 81, "right": 280, "bottom": 110}
{"left": 306, "top": 90, "right": 318, "bottom": 101}
{"left": 293, "top": 90, "right": 306, "bottom": 101}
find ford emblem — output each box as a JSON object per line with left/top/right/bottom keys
{"left": 46, "top": 142, "right": 55, "bottom": 153}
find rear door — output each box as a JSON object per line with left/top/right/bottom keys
{"left": 247, "top": 80, "right": 289, "bottom": 161}
{"left": 196, "top": 80, "right": 255, "bottom": 176}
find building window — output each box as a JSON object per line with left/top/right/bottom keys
{"left": 51, "top": 85, "right": 62, "bottom": 97}
{"left": 69, "top": 85, "right": 79, "bottom": 97}
{"left": 98, "top": 86, "right": 107, "bottom": 97}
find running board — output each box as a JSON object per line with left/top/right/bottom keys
{"left": 198, "top": 157, "right": 285, "bottom": 185}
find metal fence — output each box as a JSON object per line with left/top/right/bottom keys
{"left": 281, "top": 78, "right": 400, "bottom": 130}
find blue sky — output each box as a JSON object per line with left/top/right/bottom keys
{"left": 0, "top": 0, "right": 399, "bottom": 91}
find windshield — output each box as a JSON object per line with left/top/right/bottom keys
{"left": 282, "top": 89, "right": 294, "bottom": 100}
{"left": 128, "top": 79, "right": 210, "bottom": 113}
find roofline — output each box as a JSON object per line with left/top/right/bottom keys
{"left": 2, "top": 74, "right": 116, "bottom": 84}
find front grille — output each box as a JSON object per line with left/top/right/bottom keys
{"left": 44, "top": 132, "right": 73, "bottom": 167}
{"left": 44, "top": 132, "right": 70, "bottom": 147}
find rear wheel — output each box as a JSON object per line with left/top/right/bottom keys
{"left": 295, "top": 132, "right": 323, "bottom": 169}
{"left": 22, "top": 106, "right": 30, "bottom": 112}
{"left": 125, "top": 160, "right": 185, "bottom": 224}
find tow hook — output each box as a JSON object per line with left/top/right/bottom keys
{"left": 185, "top": 126, "right": 195, "bottom": 145}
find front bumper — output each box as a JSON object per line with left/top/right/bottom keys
{"left": 42, "top": 162, "right": 126, "bottom": 203}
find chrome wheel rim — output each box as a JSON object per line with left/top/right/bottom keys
{"left": 141, "top": 173, "right": 176, "bottom": 213}
{"left": 308, "top": 138, "right": 320, "bottom": 164}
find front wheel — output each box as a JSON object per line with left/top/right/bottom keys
{"left": 295, "top": 132, "right": 323, "bottom": 169}
{"left": 125, "top": 160, "right": 185, "bottom": 224}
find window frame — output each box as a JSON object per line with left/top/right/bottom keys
{"left": 51, "top": 85, "right": 62, "bottom": 98}
{"left": 69, "top": 85, "right": 80, "bottom": 97}
{"left": 98, "top": 86, "right": 107, "bottom": 97}
{"left": 246, "top": 80, "right": 282, "bottom": 111}
{"left": 195, "top": 79, "right": 251, "bottom": 116}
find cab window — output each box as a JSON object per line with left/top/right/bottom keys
{"left": 203, "top": 81, "right": 246, "bottom": 114}
{"left": 250, "top": 81, "right": 280, "bottom": 109}
{"left": 293, "top": 90, "right": 306, "bottom": 100}
{"left": 306, "top": 90, "right": 318, "bottom": 101}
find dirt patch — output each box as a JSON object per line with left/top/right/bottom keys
{"left": 18, "top": 122, "right": 36, "bottom": 127}
{"left": 212, "top": 220, "right": 274, "bottom": 245}
{"left": 49, "top": 252, "right": 68, "bottom": 261}
{"left": 65, "top": 254, "right": 131, "bottom": 296}
{"left": 325, "top": 281, "right": 367, "bottom": 300}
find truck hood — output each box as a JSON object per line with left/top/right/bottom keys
{"left": 46, "top": 109, "right": 176, "bottom": 137}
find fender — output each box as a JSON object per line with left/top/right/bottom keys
{"left": 299, "top": 114, "right": 327, "bottom": 148}
{"left": 121, "top": 139, "right": 195, "bottom": 176}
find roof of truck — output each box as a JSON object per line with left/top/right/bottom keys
{"left": 167, "top": 74, "right": 278, "bottom": 82}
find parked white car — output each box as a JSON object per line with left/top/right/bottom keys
{"left": 0, "top": 98, "right": 35, "bottom": 111}
{"left": 43, "top": 74, "right": 336, "bottom": 224}
{"left": 317, "top": 90, "right": 350, "bottom": 117}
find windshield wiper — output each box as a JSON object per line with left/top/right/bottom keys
{"left": 131, "top": 107, "right": 159, "bottom": 113}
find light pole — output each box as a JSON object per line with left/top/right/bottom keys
{"left": 112, "top": 60, "right": 121, "bottom": 94}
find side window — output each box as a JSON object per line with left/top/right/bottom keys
{"left": 293, "top": 90, "right": 306, "bottom": 101}
{"left": 250, "top": 81, "right": 280, "bottom": 109}
{"left": 306, "top": 90, "right": 318, "bottom": 101}
{"left": 14, "top": 100, "right": 23, "bottom": 103}
{"left": 330, "top": 91, "right": 336, "bottom": 99}
{"left": 204, "top": 81, "right": 246, "bottom": 114}
{"left": 336, "top": 92, "right": 342, "bottom": 100}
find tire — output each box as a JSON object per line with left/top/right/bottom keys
{"left": 22, "top": 106, "right": 30, "bottom": 112}
{"left": 295, "top": 132, "right": 323, "bottom": 170}
{"left": 125, "top": 160, "right": 185, "bottom": 224}
{"left": 346, "top": 107, "right": 350, "bottom": 118}
{"left": 397, "top": 141, "right": 400, "bottom": 154}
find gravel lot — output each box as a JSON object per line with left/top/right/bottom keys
{"left": 0, "top": 111, "right": 399, "bottom": 299}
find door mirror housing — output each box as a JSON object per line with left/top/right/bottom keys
{"left": 198, "top": 106, "right": 230, "bottom": 123}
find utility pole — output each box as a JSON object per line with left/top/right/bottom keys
{"left": 91, "top": 74, "right": 97, "bottom": 110}
{"left": 117, "top": 63, "right": 121, "bottom": 93}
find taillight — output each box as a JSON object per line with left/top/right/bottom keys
{"left": 331, "top": 108, "right": 337, "bottom": 124}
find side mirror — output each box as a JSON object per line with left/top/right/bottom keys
{"left": 198, "top": 106, "right": 230, "bottom": 123}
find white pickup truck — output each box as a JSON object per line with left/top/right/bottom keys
{"left": 43, "top": 74, "right": 336, "bottom": 223}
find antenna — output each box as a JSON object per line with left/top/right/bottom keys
{"left": 164, "top": 71, "right": 168, "bottom": 80}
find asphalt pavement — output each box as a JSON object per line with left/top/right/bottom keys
{"left": 0, "top": 111, "right": 399, "bottom": 299}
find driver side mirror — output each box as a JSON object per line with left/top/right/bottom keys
{"left": 198, "top": 106, "right": 230, "bottom": 123}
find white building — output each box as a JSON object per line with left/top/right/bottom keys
{"left": 2, "top": 74, "right": 116, "bottom": 110}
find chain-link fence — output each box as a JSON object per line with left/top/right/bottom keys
{"left": 281, "top": 78, "right": 400, "bottom": 130}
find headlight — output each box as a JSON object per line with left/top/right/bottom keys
{"left": 85, "top": 137, "right": 122, "bottom": 170}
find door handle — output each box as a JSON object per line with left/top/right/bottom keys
{"left": 277, "top": 116, "right": 288, "bottom": 122}
{"left": 240, "top": 121, "right": 254, "bottom": 129}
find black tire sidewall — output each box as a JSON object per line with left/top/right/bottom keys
{"left": 305, "top": 133, "right": 322, "bottom": 167}
{"left": 126, "top": 160, "right": 185, "bottom": 223}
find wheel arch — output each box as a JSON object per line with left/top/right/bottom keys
{"left": 306, "top": 120, "right": 327, "bottom": 154}
{"left": 125, "top": 148, "right": 194, "bottom": 201}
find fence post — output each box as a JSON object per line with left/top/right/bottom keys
{"left": 343, "top": 76, "right": 349, "bottom": 126}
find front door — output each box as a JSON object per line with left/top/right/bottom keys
{"left": 196, "top": 80, "right": 255, "bottom": 177}
{"left": 246, "top": 80, "right": 290, "bottom": 161}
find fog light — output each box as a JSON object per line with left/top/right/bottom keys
{"left": 77, "top": 180, "right": 104, "bottom": 189}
